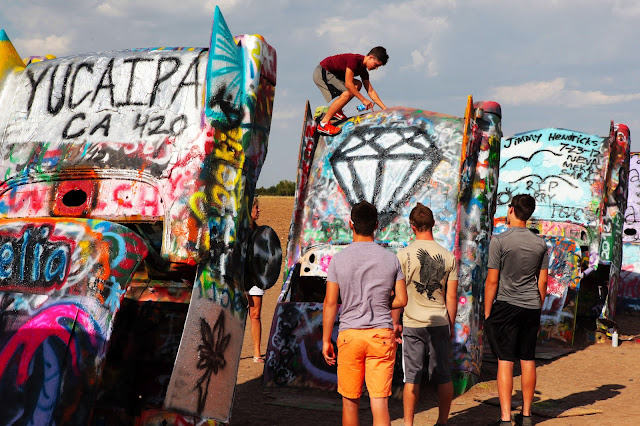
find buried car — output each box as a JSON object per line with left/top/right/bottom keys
{"left": 494, "top": 124, "right": 630, "bottom": 345}
{"left": 620, "top": 152, "right": 640, "bottom": 314}
{"left": 264, "top": 97, "right": 502, "bottom": 395}
{"left": 0, "top": 7, "right": 280, "bottom": 425}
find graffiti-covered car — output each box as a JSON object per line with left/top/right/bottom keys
{"left": 0, "top": 7, "right": 279, "bottom": 425}
{"left": 264, "top": 98, "right": 502, "bottom": 394}
{"left": 620, "top": 152, "right": 640, "bottom": 313}
{"left": 494, "top": 124, "right": 629, "bottom": 344}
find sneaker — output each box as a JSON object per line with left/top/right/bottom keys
{"left": 332, "top": 110, "right": 348, "bottom": 121}
{"left": 316, "top": 121, "right": 342, "bottom": 136}
{"left": 488, "top": 420, "right": 512, "bottom": 426}
{"left": 514, "top": 413, "right": 532, "bottom": 426}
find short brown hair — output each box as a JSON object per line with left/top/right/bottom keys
{"left": 351, "top": 201, "right": 378, "bottom": 236}
{"left": 367, "top": 46, "right": 388, "bottom": 65}
{"left": 409, "top": 203, "right": 434, "bottom": 232}
{"left": 510, "top": 194, "right": 536, "bottom": 221}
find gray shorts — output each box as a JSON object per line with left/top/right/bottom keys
{"left": 313, "top": 65, "right": 347, "bottom": 102}
{"left": 402, "top": 325, "right": 452, "bottom": 385}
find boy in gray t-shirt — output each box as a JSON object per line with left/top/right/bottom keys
{"left": 485, "top": 194, "right": 549, "bottom": 426}
{"left": 322, "top": 201, "right": 407, "bottom": 426}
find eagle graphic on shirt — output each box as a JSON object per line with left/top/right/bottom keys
{"left": 413, "top": 248, "right": 446, "bottom": 300}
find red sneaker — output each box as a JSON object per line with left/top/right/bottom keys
{"left": 316, "top": 121, "right": 342, "bottom": 136}
{"left": 332, "top": 110, "right": 348, "bottom": 121}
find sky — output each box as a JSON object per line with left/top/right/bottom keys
{"left": 1, "top": 0, "right": 640, "bottom": 187}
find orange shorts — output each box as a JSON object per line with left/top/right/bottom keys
{"left": 336, "top": 328, "right": 396, "bottom": 399}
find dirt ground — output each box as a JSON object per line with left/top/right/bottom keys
{"left": 231, "top": 196, "right": 640, "bottom": 425}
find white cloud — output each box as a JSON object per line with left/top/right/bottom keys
{"left": 96, "top": 2, "right": 125, "bottom": 17}
{"left": 564, "top": 90, "right": 640, "bottom": 107}
{"left": 491, "top": 78, "right": 566, "bottom": 105}
{"left": 315, "top": 1, "right": 450, "bottom": 68}
{"left": 406, "top": 41, "right": 438, "bottom": 76}
{"left": 490, "top": 78, "right": 640, "bottom": 108}
{"left": 93, "top": 0, "right": 245, "bottom": 18}
{"left": 272, "top": 107, "right": 299, "bottom": 123}
{"left": 14, "top": 34, "right": 73, "bottom": 57}
{"left": 205, "top": 0, "right": 247, "bottom": 13}
{"left": 410, "top": 50, "right": 426, "bottom": 67}
{"left": 610, "top": 0, "right": 640, "bottom": 18}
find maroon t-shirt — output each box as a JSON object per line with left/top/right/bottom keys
{"left": 320, "top": 53, "right": 370, "bottom": 81}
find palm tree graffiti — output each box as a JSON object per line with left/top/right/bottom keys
{"left": 195, "top": 312, "right": 231, "bottom": 414}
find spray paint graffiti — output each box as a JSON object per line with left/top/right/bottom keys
{"left": 0, "top": 303, "right": 104, "bottom": 425}
{"left": 539, "top": 236, "right": 581, "bottom": 343}
{"left": 620, "top": 152, "right": 640, "bottom": 312}
{"left": 136, "top": 409, "right": 220, "bottom": 426}
{"left": 267, "top": 99, "right": 502, "bottom": 395}
{"left": 0, "top": 219, "right": 147, "bottom": 425}
{"left": 195, "top": 314, "right": 231, "bottom": 414}
{"left": 285, "top": 102, "right": 319, "bottom": 279}
{"left": 497, "top": 129, "right": 606, "bottom": 228}
{"left": 246, "top": 225, "right": 283, "bottom": 291}
{"left": 599, "top": 125, "right": 629, "bottom": 321}
{"left": 330, "top": 125, "right": 443, "bottom": 228}
{"left": 0, "top": 6, "right": 277, "bottom": 425}
{"left": 162, "top": 7, "right": 278, "bottom": 423}
{"left": 0, "top": 224, "right": 71, "bottom": 291}
{"left": 453, "top": 99, "right": 502, "bottom": 393}
{"left": 495, "top": 123, "right": 629, "bottom": 342}
{"left": 165, "top": 294, "right": 244, "bottom": 420}
{"left": 264, "top": 303, "right": 338, "bottom": 389}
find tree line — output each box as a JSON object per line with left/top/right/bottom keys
{"left": 255, "top": 180, "right": 296, "bottom": 196}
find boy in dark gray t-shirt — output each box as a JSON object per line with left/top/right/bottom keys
{"left": 489, "top": 226, "right": 549, "bottom": 310}
{"left": 485, "top": 194, "right": 548, "bottom": 426}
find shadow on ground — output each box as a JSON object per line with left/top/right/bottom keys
{"left": 449, "top": 384, "right": 625, "bottom": 425}
{"left": 231, "top": 315, "right": 637, "bottom": 425}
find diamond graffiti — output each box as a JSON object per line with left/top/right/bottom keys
{"left": 329, "top": 125, "right": 443, "bottom": 227}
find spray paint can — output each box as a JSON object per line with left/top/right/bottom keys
{"left": 356, "top": 104, "right": 366, "bottom": 112}
{"left": 612, "top": 330, "right": 619, "bottom": 347}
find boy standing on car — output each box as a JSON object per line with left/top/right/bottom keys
{"left": 484, "top": 194, "right": 548, "bottom": 426}
{"left": 313, "top": 47, "right": 389, "bottom": 136}
{"left": 322, "top": 201, "right": 407, "bottom": 426}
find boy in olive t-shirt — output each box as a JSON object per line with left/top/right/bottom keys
{"left": 394, "top": 203, "right": 458, "bottom": 426}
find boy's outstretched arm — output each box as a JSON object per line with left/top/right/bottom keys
{"left": 363, "top": 79, "right": 387, "bottom": 109}
{"left": 322, "top": 280, "right": 340, "bottom": 366}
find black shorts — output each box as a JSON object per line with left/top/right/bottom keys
{"left": 485, "top": 300, "right": 540, "bottom": 362}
